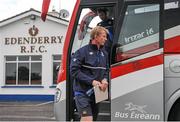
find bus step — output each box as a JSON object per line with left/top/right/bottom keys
{"left": 98, "top": 100, "right": 110, "bottom": 113}
{"left": 97, "top": 112, "right": 111, "bottom": 121}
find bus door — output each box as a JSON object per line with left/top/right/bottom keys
{"left": 110, "top": 0, "right": 164, "bottom": 121}
{"left": 67, "top": 3, "right": 117, "bottom": 121}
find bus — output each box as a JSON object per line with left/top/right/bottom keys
{"left": 54, "top": 0, "right": 180, "bottom": 121}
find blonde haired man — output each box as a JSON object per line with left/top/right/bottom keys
{"left": 70, "top": 26, "right": 109, "bottom": 121}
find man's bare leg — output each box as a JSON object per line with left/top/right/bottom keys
{"left": 80, "top": 116, "right": 93, "bottom": 122}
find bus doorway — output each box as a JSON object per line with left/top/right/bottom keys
{"left": 66, "top": 5, "right": 116, "bottom": 121}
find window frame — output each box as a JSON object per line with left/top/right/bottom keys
{"left": 5, "top": 55, "right": 42, "bottom": 86}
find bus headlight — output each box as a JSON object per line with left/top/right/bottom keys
{"left": 55, "top": 88, "right": 62, "bottom": 103}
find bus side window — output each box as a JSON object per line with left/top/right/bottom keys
{"left": 114, "top": 4, "right": 160, "bottom": 63}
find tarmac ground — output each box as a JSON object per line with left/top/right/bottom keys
{"left": 0, "top": 101, "right": 56, "bottom": 121}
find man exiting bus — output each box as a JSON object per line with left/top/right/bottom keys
{"left": 70, "top": 26, "right": 109, "bottom": 122}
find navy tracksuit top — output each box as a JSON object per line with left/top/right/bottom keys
{"left": 70, "top": 43, "right": 109, "bottom": 94}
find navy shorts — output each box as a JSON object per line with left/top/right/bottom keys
{"left": 74, "top": 94, "right": 98, "bottom": 119}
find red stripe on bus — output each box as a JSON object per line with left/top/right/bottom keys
{"left": 111, "top": 54, "right": 163, "bottom": 79}
{"left": 165, "top": 35, "right": 180, "bottom": 53}
{"left": 57, "top": 0, "right": 81, "bottom": 83}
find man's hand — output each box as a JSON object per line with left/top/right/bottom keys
{"left": 92, "top": 80, "right": 101, "bottom": 86}
{"left": 100, "top": 79, "right": 108, "bottom": 92}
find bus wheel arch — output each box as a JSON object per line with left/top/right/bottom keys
{"left": 167, "top": 90, "right": 180, "bottom": 121}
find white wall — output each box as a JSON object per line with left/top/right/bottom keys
{"left": 0, "top": 15, "right": 68, "bottom": 96}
